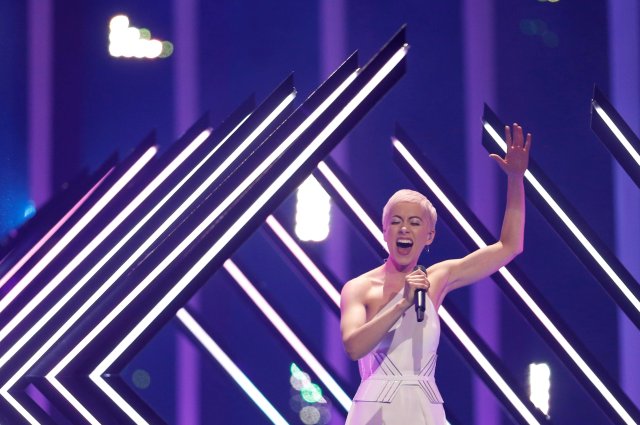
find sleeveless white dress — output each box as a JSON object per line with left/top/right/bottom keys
{"left": 345, "top": 292, "right": 445, "bottom": 425}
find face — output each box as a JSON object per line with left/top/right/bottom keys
{"left": 383, "top": 201, "right": 434, "bottom": 269}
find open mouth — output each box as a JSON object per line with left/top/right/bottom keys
{"left": 396, "top": 238, "right": 413, "bottom": 254}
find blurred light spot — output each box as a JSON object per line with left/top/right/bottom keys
{"left": 132, "top": 369, "right": 151, "bottom": 389}
{"left": 529, "top": 363, "right": 551, "bottom": 415}
{"left": 300, "top": 406, "right": 321, "bottom": 425}
{"left": 108, "top": 15, "right": 173, "bottom": 59}
{"left": 519, "top": 19, "right": 559, "bottom": 48}
{"left": 295, "top": 176, "right": 331, "bottom": 242}
{"left": 23, "top": 201, "right": 36, "bottom": 219}
{"left": 301, "top": 383, "right": 324, "bottom": 403}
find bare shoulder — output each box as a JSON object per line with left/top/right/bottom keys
{"left": 341, "top": 268, "right": 379, "bottom": 305}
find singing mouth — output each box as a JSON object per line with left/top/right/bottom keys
{"left": 396, "top": 238, "right": 413, "bottom": 249}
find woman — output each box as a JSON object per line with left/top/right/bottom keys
{"left": 340, "top": 124, "right": 531, "bottom": 424}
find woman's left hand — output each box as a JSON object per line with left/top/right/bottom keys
{"left": 490, "top": 123, "right": 531, "bottom": 177}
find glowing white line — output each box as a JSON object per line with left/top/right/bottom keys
{"left": 438, "top": 308, "right": 541, "bottom": 424}
{"left": 176, "top": 308, "right": 289, "bottom": 425}
{"left": 222, "top": 260, "right": 350, "bottom": 410}
{"left": 0, "top": 132, "right": 209, "bottom": 345}
{"left": 394, "top": 136, "right": 637, "bottom": 425}
{"left": 594, "top": 104, "right": 640, "bottom": 167}
{"left": 484, "top": 122, "right": 640, "bottom": 314}
{"left": 316, "top": 161, "right": 385, "bottom": 247}
{"left": 0, "top": 168, "right": 114, "bottom": 291}
{"left": 89, "top": 46, "right": 404, "bottom": 422}
{"left": 43, "top": 96, "right": 293, "bottom": 421}
{"left": 0, "top": 146, "right": 157, "bottom": 317}
{"left": 0, "top": 132, "right": 214, "bottom": 424}
{"left": 264, "top": 215, "right": 340, "bottom": 305}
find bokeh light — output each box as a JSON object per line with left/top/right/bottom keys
{"left": 132, "top": 369, "right": 151, "bottom": 389}
{"left": 300, "top": 406, "right": 321, "bottom": 425}
{"left": 108, "top": 15, "right": 173, "bottom": 59}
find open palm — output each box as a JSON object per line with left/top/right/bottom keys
{"left": 490, "top": 123, "right": 531, "bottom": 177}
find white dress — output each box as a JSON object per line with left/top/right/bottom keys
{"left": 345, "top": 292, "right": 445, "bottom": 425}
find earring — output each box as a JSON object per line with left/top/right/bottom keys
{"left": 425, "top": 245, "right": 430, "bottom": 253}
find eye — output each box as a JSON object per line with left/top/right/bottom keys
{"left": 391, "top": 219, "right": 401, "bottom": 225}
{"left": 410, "top": 220, "right": 421, "bottom": 226}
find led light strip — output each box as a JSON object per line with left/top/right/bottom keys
{"left": 484, "top": 122, "right": 640, "bottom": 316}
{"left": 317, "top": 156, "right": 543, "bottom": 425}
{"left": 393, "top": 137, "right": 637, "bottom": 425}
{"left": 0, "top": 130, "right": 212, "bottom": 424}
{"left": 0, "top": 131, "right": 211, "bottom": 345}
{"left": 316, "top": 161, "right": 384, "bottom": 245}
{"left": 0, "top": 120, "right": 251, "bottom": 391}
{"left": 51, "top": 67, "right": 358, "bottom": 422}
{"left": 222, "top": 260, "right": 350, "bottom": 410}
{"left": 0, "top": 168, "right": 114, "bottom": 291}
{"left": 88, "top": 46, "right": 405, "bottom": 423}
{"left": 264, "top": 215, "right": 340, "bottom": 306}
{"left": 176, "top": 308, "right": 289, "bottom": 425}
{"left": 593, "top": 104, "right": 640, "bottom": 167}
{"left": 32, "top": 97, "right": 291, "bottom": 423}
{"left": 0, "top": 146, "right": 157, "bottom": 317}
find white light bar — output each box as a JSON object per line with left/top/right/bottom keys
{"left": 0, "top": 169, "right": 114, "bottom": 291}
{"left": 440, "top": 308, "right": 541, "bottom": 424}
{"left": 265, "top": 215, "right": 340, "bottom": 306}
{"left": 89, "top": 46, "right": 404, "bottom": 422}
{"left": 49, "top": 71, "right": 361, "bottom": 421}
{"left": 484, "top": 122, "right": 640, "bottom": 315}
{"left": 0, "top": 132, "right": 211, "bottom": 345}
{"left": 222, "top": 260, "right": 351, "bottom": 410}
{"left": 0, "top": 146, "right": 157, "bottom": 317}
{"left": 316, "top": 161, "right": 385, "bottom": 247}
{"left": 39, "top": 97, "right": 292, "bottom": 422}
{"left": 176, "top": 308, "right": 289, "bottom": 425}
{"left": 594, "top": 104, "right": 640, "bottom": 167}
{"left": 394, "top": 136, "right": 637, "bottom": 425}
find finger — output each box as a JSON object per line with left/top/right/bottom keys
{"left": 513, "top": 123, "right": 524, "bottom": 149}
{"left": 525, "top": 132, "right": 532, "bottom": 151}
{"left": 489, "top": 154, "right": 506, "bottom": 170}
{"left": 504, "top": 125, "right": 512, "bottom": 147}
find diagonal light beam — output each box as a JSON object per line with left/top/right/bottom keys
{"left": 393, "top": 133, "right": 638, "bottom": 425}
{"left": 85, "top": 42, "right": 407, "bottom": 424}
{"left": 483, "top": 108, "right": 640, "bottom": 331}
{"left": 176, "top": 307, "right": 290, "bottom": 425}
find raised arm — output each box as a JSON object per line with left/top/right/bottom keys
{"left": 443, "top": 123, "right": 531, "bottom": 293}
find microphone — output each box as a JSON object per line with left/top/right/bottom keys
{"left": 413, "top": 265, "right": 427, "bottom": 322}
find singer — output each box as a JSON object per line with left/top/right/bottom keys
{"left": 340, "top": 124, "right": 531, "bottom": 424}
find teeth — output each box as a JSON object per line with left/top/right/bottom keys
{"left": 397, "top": 239, "right": 412, "bottom": 244}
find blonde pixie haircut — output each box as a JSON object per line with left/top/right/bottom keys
{"left": 382, "top": 189, "right": 437, "bottom": 231}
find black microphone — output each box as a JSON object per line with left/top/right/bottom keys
{"left": 413, "top": 265, "right": 427, "bottom": 322}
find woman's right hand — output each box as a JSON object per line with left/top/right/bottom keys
{"left": 402, "top": 268, "right": 430, "bottom": 308}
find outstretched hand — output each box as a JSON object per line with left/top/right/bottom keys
{"left": 490, "top": 123, "right": 531, "bottom": 177}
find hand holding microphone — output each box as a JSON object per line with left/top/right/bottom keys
{"left": 407, "top": 265, "right": 428, "bottom": 322}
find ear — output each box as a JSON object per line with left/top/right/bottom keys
{"left": 426, "top": 228, "right": 435, "bottom": 245}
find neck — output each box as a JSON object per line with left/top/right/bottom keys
{"left": 383, "top": 257, "right": 417, "bottom": 276}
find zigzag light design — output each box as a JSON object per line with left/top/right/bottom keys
{"left": 0, "top": 28, "right": 408, "bottom": 424}
{"left": 393, "top": 128, "right": 639, "bottom": 424}
{"left": 85, "top": 38, "right": 407, "bottom": 423}
{"left": 482, "top": 104, "right": 640, "bottom": 335}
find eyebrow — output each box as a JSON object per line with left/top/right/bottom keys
{"left": 391, "top": 215, "right": 423, "bottom": 221}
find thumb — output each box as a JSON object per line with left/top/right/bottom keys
{"left": 489, "top": 154, "right": 507, "bottom": 172}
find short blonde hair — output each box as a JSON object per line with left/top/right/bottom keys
{"left": 382, "top": 189, "right": 437, "bottom": 231}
